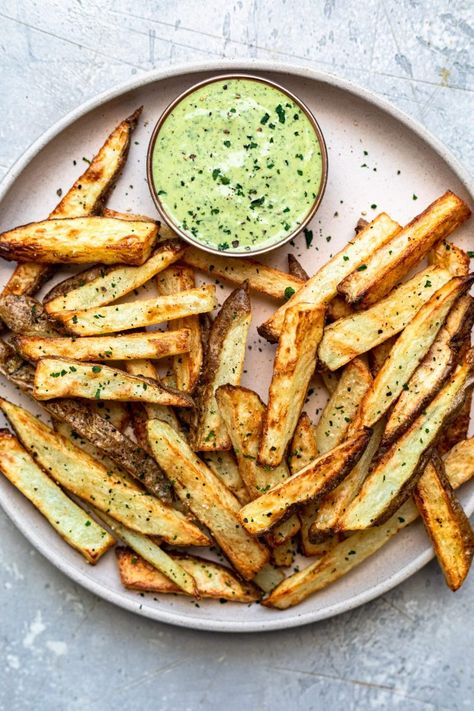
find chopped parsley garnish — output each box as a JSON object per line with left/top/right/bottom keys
{"left": 249, "top": 196, "right": 265, "bottom": 209}
{"left": 275, "top": 104, "right": 286, "bottom": 123}
{"left": 260, "top": 112, "right": 270, "bottom": 125}
{"left": 92, "top": 366, "right": 102, "bottom": 373}
{"left": 356, "top": 264, "right": 367, "bottom": 271}
{"left": 304, "top": 228, "right": 313, "bottom": 248}
{"left": 284, "top": 286, "right": 296, "bottom": 301}
{"left": 218, "top": 242, "right": 230, "bottom": 251}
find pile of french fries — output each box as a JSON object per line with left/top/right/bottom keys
{"left": 0, "top": 108, "right": 473, "bottom": 611}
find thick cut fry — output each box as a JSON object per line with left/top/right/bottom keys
{"left": 314, "top": 357, "right": 372, "bottom": 453}
{"left": 326, "top": 295, "right": 353, "bottom": 323}
{"left": 156, "top": 265, "right": 203, "bottom": 393}
{"left": 264, "top": 438, "right": 474, "bottom": 608}
{"left": 0, "top": 295, "right": 61, "bottom": 336}
{"left": 97, "top": 513, "right": 197, "bottom": 597}
{"left": 271, "top": 539, "right": 297, "bottom": 568}
{"left": 319, "top": 266, "right": 453, "bottom": 371}
{"left": 287, "top": 254, "right": 309, "bottom": 281}
{"left": 125, "top": 359, "right": 181, "bottom": 433}
{"left": 253, "top": 564, "right": 285, "bottom": 592}
{"left": 382, "top": 295, "right": 474, "bottom": 449}
{"left": 2, "top": 109, "right": 141, "bottom": 298}
{"left": 182, "top": 246, "right": 304, "bottom": 300}
{"left": 14, "top": 328, "right": 191, "bottom": 362}
{"left": 91, "top": 401, "right": 129, "bottom": 432}
{"left": 55, "top": 285, "right": 217, "bottom": 336}
{"left": 44, "top": 240, "right": 184, "bottom": 314}
{"left": 338, "top": 192, "right": 471, "bottom": 307}
{"left": 201, "top": 451, "right": 250, "bottom": 506}
{"left": 239, "top": 430, "right": 371, "bottom": 535}
{"left": 0, "top": 340, "right": 172, "bottom": 500}
{"left": 429, "top": 240, "right": 470, "bottom": 276}
{"left": 0, "top": 217, "right": 158, "bottom": 265}
{"left": 0, "top": 399, "right": 208, "bottom": 546}
{"left": 414, "top": 457, "right": 474, "bottom": 591}
{"left": 339, "top": 351, "right": 474, "bottom": 531}
{"left": 215, "top": 385, "right": 300, "bottom": 545}
{"left": 258, "top": 213, "right": 401, "bottom": 342}
{"left": 355, "top": 276, "right": 473, "bottom": 428}
{"left": 0, "top": 432, "right": 115, "bottom": 564}
{"left": 147, "top": 420, "right": 270, "bottom": 580}
{"left": 14, "top": 330, "right": 191, "bottom": 364}
{"left": 190, "top": 283, "right": 251, "bottom": 451}
{"left": 33, "top": 358, "right": 194, "bottom": 407}
{"left": 116, "top": 548, "right": 260, "bottom": 602}
{"left": 369, "top": 337, "right": 397, "bottom": 376}
{"left": 258, "top": 304, "right": 325, "bottom": 467}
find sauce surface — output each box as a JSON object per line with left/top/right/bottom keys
{"left": 151, "top": 78, "right": 324, "bottom": 253}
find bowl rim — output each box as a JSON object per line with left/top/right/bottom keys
{"left": 146, "top": 72, "right": 328, "bottom": 257}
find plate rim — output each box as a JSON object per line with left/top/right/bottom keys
{"left": 0, "top": 58, "right": 472, "bottom": 633}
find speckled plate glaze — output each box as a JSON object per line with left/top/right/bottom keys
{"left": 0, "top": 60, "right": 472, "bottom": 633}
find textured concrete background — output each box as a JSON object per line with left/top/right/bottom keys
{"left": 0, "top": 1, "right": 473, "bottom": 709}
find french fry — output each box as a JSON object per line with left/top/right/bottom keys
{"left": 253, "top": 564, "right": 285, "bottom": 592}
{"left": 182, "top": 246, "right": 304, "bottom": 300}
{"left": 429, "top": 240, "right": 470, "bottom": 276}
{"left": 0, "top": 339, "right": 173, "bottom": 501}
{"left": 125, "top": 359, "right": 182, "bottom": 433}
{"left": 1, "top": 109, "right": 141, "bottom": 298}
{"left": 326, "top": 295, "right": 353, "bottom": 323}
{"left": 215, "top": 385, "right": 300, "bottom": 546}
{"left": 369, "top": 337, "right": 397, "bottom": 376}
{"left": 156, "top": 265, "right": 203, "bottom": 393}
{"left": 43, "top": 240, "right": 184, "bottom": 314}
{"left": 0, "top": 216, "right": 158, "bottom": 265}
{"left": 147, "top": 420, "right": 270, "bottom": 580}
{"left": 0, "top": 398, "right": 208, "bottom": 546}
{"left": 320, "top": 370, "right": 339, "bottom": 396}
{"left": 101, "top": 208, "right": 156, "bottom": 223}
{"left": 413, "top": 456, "right": 474, "bottom": 591}
{"left": 190, "top": 283, "right": 251, "bottom": 451}
{"left": 90, "top": 401, "right": 129, "bottom": 432}
{"left": 355, "top": 276, "right": 473, "bottom": 428}
{"left": 271, "top": 539, "right": 297, "bottom": 568}
{"left": 0, "top": 295, "right": 61, "bottom": 336}
{"left": 96, "top": 512, "right": 198, "bottom": 597}
{"left": 287, "top": 254, "right": 309, "bottom": 281}
{"left": 338, "top": 192, "right": 471, "bottom": 307}
{"left": 54, "top": 285, "right": 217, "bottom": 336}
{"left": 338, "top": 350, "right": 474, "bottom": 531}
{"left": 314, "top": 357, "right": 372, "bottom": 453}
{"left": 239, "top": 429, "right": 371, "bottom": 536}
{"left": 33, "top": 358, "right": 194, "bottom": 407}
{"left": 382, "top": 295, "right": 474, "bottom": 449}
{"left": 0, "top": 431, "right": 115, "bottom": 563}
{"left": 258, "top": 304, "right": 325, "bottom": 467}
{"left": 14, "top": 329, "right": 191, "bottom": 364}
{"left": 258, "top": 213, "right": 401, "bottom": 342}
{"left": 116, "top": 548, "right": 260, "bottom": 602}
{"left": 318, "top": 265, "right": 453, "bottom": 371}
{"left": 201, "top": 451, "right": 251, "bottom": 506}
{"left": 264, "top": 437, "right": 474, "bottom": 608}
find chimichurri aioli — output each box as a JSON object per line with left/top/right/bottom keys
{"left": 151, "top": 77, "right": 324, "bottom": 254}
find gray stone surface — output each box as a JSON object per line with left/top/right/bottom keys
{"left": 0, "top": 1, "right": 473, "bottom": 709}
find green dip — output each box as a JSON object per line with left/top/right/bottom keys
{"left": 151, "top": 77, "right": 324, "bottom": 253}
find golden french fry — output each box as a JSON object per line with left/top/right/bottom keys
{"left": 287, "top": 254, "right": 309, "bottom": 281}
{"left": 201, "top": 450, "right": 251, "bottom": 506}
{"left": 429, "top": 240, "right": 470, "bottom": 276}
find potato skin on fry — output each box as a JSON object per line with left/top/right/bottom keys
{"left": 0, "top": 216, "right": 158, "bottom": 266}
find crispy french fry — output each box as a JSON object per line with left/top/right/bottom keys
{"left": 414, "top": 456, "right": 474, "bottom": 591}
{"left": 338, "top": 351, "right": 474, "bottom": 531}
{"left": 156, "top": 265, "right": 203, "bottom": 393}
{"left": 264, "top": 437, "right": 474, "bottom": 609}
{"left": 14, "top": 330, "right": 191, "bottom": 364}
{"left": 271, "top": 539, "right": 297, "bottom": 568}
{"left": 0, "top": 216, "right": 158, "bottom": 265}
{"left": 258, "top": 213, "right": 401, "bottom": 342}
{"left": 338, "top": 192, "right": 471, "bottom": 307}
{"left": 239, "top": 429, "right": 371, "bottom": 535}
{"left": 101, "top": 208, "right": 156, "bottom": 223}
{"left": 0, "top": 398, "right": 208, "bottom": 546}
{"left": 355, "top": 276, "right": 473, "bottom": 428}
{"left": 182, "top": 246, "right": 304, "bottom": 300}
{"left": 97, "top": 513, "right": 198, "bottom": 596}
{"left": 116, "top": 548, "right": 260, "bottom": 602}
{"left": 215, "top": 385, "right": 300, "bottom": 545}
{"left": 201, "top": 451, "right": 251, "bottom": 506}
{"left": 369, "top": 337, "right": 397, "bottom": 376}
{"left": 382, "top": 294, "right": 474, "bottom": 449}
{"left": 318, "top": 266, "right": 453, "bottom": 371}
{"left": 287, "top": 254, "right": 309, "bottom": 281}
{"left": 0, "top": 295, "right": 61, "bottom": 336}
{"left": 258, "top": 304, "right": 325, "bottom": 467}
{"left": 147, "top": 420, "right": 270, "bottom": 580}
{"left": 54, "top": 284, "right": 217, "bottom": 336}
{"left": 0, "top": 431, "right": 115, "bottom": 563}
{"left": 429, "top": 240, "right": 470, "bottom": 276}
{"left": 252, "top": 564, "right": 285, "bottom": 592}
{"left": 90, "top": 401, "right": 129, "bottom": 432}
{"left": 125, "top": 359, "right": 182, "bottom": 433}
{"left": 190, "top": 283, "right": 251, "bottom": 451}
{"left": 320, "top": 370, "right": 339, "bottom": 396}
{"left": 44, "top": 240, "right": 184, "bottom": 314}
{"left": 314, "top": 357, "right": 372, "bottom": 453}
{"left": 326, "top": 295, "right": 353, "bottom": 323}
{"left": 33, "top": 358, "right": 194, "bottom": 407}
{"left": 1, "top": 109, "right": 141, "bottom": 298}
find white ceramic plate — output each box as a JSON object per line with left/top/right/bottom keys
{"left": 0, "top": 61, "right": 472, "bottom": 633}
